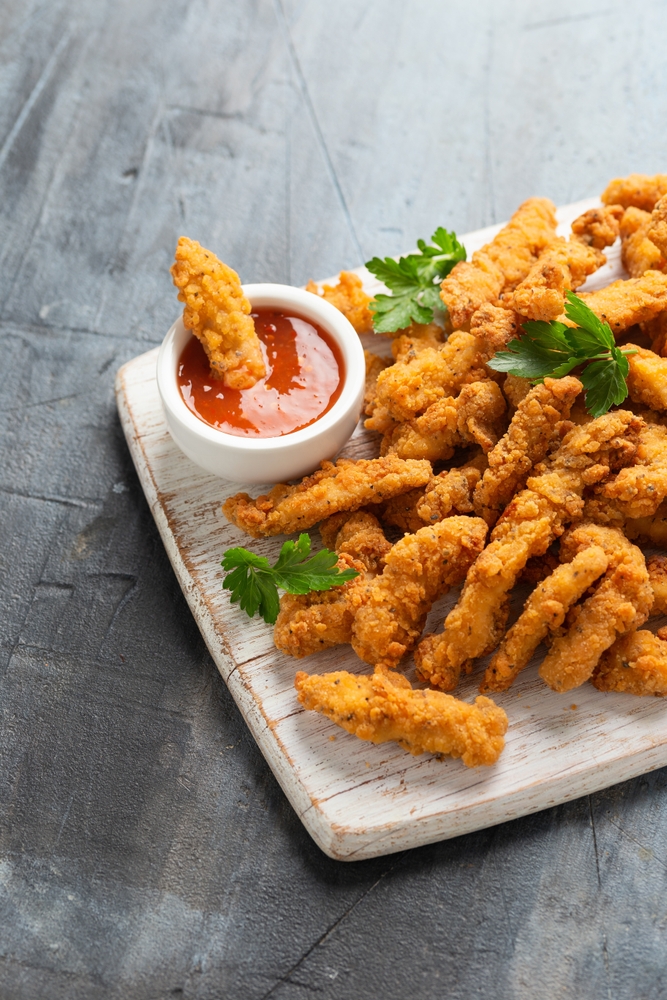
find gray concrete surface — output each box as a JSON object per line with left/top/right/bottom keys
{"left": 2, "top": 1, "right": 667, "bottom": 997}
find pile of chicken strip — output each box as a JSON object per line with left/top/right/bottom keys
{"left": 222, "top": 172, "right": 667, "bottom": 768}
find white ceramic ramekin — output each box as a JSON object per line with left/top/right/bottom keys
{"left": 156, "top": 283, "right": 366, "bottom": 484}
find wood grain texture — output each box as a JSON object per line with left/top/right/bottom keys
{"left": 4, "top": 0, "right": 667, "bottom": 997}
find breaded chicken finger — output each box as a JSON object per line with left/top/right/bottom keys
{"left": 370, "top": 306, "right": 519, "bottom": 426}
{"left": 473, "top": 376, "right": 582, "bottom": 526}
{"left": 171, "top": 237, "right": 265, "bottom": 389}
{"left": 273, "top": 512, "right": 390, "bottom": 658}
{"left": 601, "top": 173, "right": 667, "bottom": 212}
{"left": 440, "top": 198, "right": 558, "bottom": 329}
{"left": 382, "top": 381, "right": 506, "bottom": 461}
{"left": 222, "top": 456, "right": 433, "bottom": 538}
{"left": 351, "top": 516, "right": 488, "bottom": 670}
{"left": 539, "top": 524, "right": 652, "bottom": 693}
{"left": 415, "top": 411, "right": 644, "bottom": 691}
{"left": 570, "top": 204, "right": 623, "bottom": 249}
{"left": 512, "top": 238, "right": 606, "bottom": 322}
{"left": 592, "top": 629, "right": 667, "bottom": 695}
{"left": 480, "top": 546, "right": 609, "bottom": 693}
{"left": 295, "top": 668, "right": 508, "bottom": 767}
{"left": 576, "top": 271, "right": 667, "bottom": 335}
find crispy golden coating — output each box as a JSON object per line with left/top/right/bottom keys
{"left": 294, "top": 668, "right": 508, "bottom": 766}
{"left": 369, "top": 331, "right": 488, "bottom": 425}
{"left": 414, "top": 411, "right": 643, "bottom": 691}
{"left": 625, "top": 344, "right": 667, "bottom": 410}
{"left": 319, "top": 510, "right": 392, "bottom": 574}
{"left": 648, "top": 554, "right": 667, "bottom": 615}
{"left": 502, "top": 373, "right": 532, "bottom": 410}
{"left": 351, "top": 516, "right": 488, "bottom": 670}
{"left": 382, "top": 381, "right": 506, "bottom": 462}
{"left": 648, "top": 195, "right": 667, "bottom": 258}
{"left": 571, "top": 205, "right": 623, "bottom": 249}
{"left": 305, "top": 271, "right": 374, "bottom": 334}
{"left": 417, "top": 456, "right": 487, "bottom": 525}
{"left": 363, "top": 350, "right": 390, "bottom": 417}
{"left": 378, "top": 457, "right": 485, "bottom": 533}
{"left": 620, "top": 207, "right": 666, "bottom": 278}
{"left": 378, "top": 487, "right": 431, "bottom": 534}
{"left": 585, "top": 423, "right": 667, "bottom": 522}
{"left": 625, "top": 499, "right": 667, "bottom": 548}
{"left": 539, "top": 524, "right": 652, "bottom": 693}
{"left": 440, "top": 198, "right": 558, "bottom": 329}
{"left": 469, "top": 303, "right": 524, "bottom": 353}
{"left": 391, "top": 322, "right": 445, "bottom": 362}
{"left": 274, "top": 553, "right": 371, "bottom": 658}
{"left": 602, "top": 174, "right": 667, "bottom": 212}
{"left": 170, "top": 237, "right": 265, "bottom": 389}
{"left": 576, "top": 271, "right": 667, "bottom": 334}
{"left": 512, "top": 238, "right": 606, "bottom": 322}
{"left": 591, "top": 629, "right": 667, "bottom": 695}
{"left": 222, "top": 456, "right": 433, "bottom": 538}
{"left": 481, "top": 546, "right": 609, "bottom": 693}
{"left": 370, "top": 308, "right": 519, "bottom": 428}
{"left": 473, "top": 376, "right": 582, "bottom": 526}
{"left": 642, "top": 312, "right": 667, "bottom": 357}
{"left": 274, "top": 512, "right": 391, "bottom": 658}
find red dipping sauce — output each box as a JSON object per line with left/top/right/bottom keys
{"left": 177, "top": 308, "right": 345, "bottom": 437}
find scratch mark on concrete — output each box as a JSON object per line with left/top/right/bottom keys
{"left": 589, "top": 796, "right": 601, "bottom": 888}
{"left": 259, "top": 853, "right": 406, "bottom": 999}
{"left": 0, "top": 29, "right": 71, "bottom": 174}
{"left": 272, "top": 0, "right": 364, "bottom": 264}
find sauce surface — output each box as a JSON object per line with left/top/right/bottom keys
{"left": 178, "top": 308, "right": 344, "bottom": 437}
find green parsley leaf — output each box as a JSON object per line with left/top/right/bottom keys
{"left": 365, "top": 228, "right": 466, "bottom": 333}
{"left": 221, "top": 534, "right": 359, "bottom": 625}
{"left": 487, "top": 291, "right": 636, "bottom": 417}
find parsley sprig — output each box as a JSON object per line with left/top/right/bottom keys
{"left": 365, "top": 228, "right": 466, "bottom": 333}
{"left": 487, "top": 291, "right": 637, "bottom": 418}
{"left": 221, "top": 533, "right": 359, "bottom": 625}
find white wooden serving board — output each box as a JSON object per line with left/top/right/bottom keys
{"left": 115, "top": 200, "right": 667, "bottom": 861}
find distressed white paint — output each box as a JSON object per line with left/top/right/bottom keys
{"left": 115, "top": 203, "right": 667, "bottom": 861}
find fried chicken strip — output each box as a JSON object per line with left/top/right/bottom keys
{"left": 480, "top": 545, "right": 609, "bottom": 693}
{"left": 294, "top": 668, "right": 508, "bottom": 766}
{"left": 539, "top": 524, "right": 652, "bottom": 693}
{"left": 625, "top": 344, "right": 667, "bottom": 410}
{"left": 170, "top": 237, "right": 265, "bottom": 389}
{"left": 576, "top": 271, "right": 667, "bottom": 334}
{"left": 222, "top": 456, "right": 433, "bottom": 538}
{"left": 273, "top": 512, "right": 391, "bottom": 658}
{"left": 648, "top": 195, "right": 667, "bottom": 259}
{"left": 591, "top": 630, "right": 667, "bottom": 695}
{"left": 370, "top": 306, "right": 519, "bottom": 426}
{"left": 417, "top": 454, "right": 487, "bottom": 525}
{"left": 440, "top": 198, "right": 558, "bottom": 329}
{"left": 382, "top": 380, "right": 506, "bottom": 461}
{"left": 625, "top": 499, "right": 667, "bottom": 548}
{"left": 620, "top": 207, "right": 666, "bottom": 278}
{"left": 570, "top": 204, "right": 623, "bottom": 249}
{"left": 414, "top": 411, "right": 644, "bottom": 691}
{"left": 601, "top": 173, "right": 667, "bottom": 212}
{"left": 511, "top": 238, "right": 606, "bottom": 322}
{"left": 648, "top": 554, "right": 667, "bottom": 615}
{"left": 585, "top": 423, "right": 667, "bottom": 522}
{"left": 305, "top": 271, "right": 374, "bottom": 334}
{"left": 351, "top": 516, "right": 488, "bottom": 670}
{"left": 473, "top": 376, "right": 582, "bottom": 526}
{"left": 379, "top": 456, "right": 485, "bottom": 533}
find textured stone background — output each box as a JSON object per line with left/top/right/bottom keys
{"left": 2, "top": 1, "right": 667, "bottom": 997}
